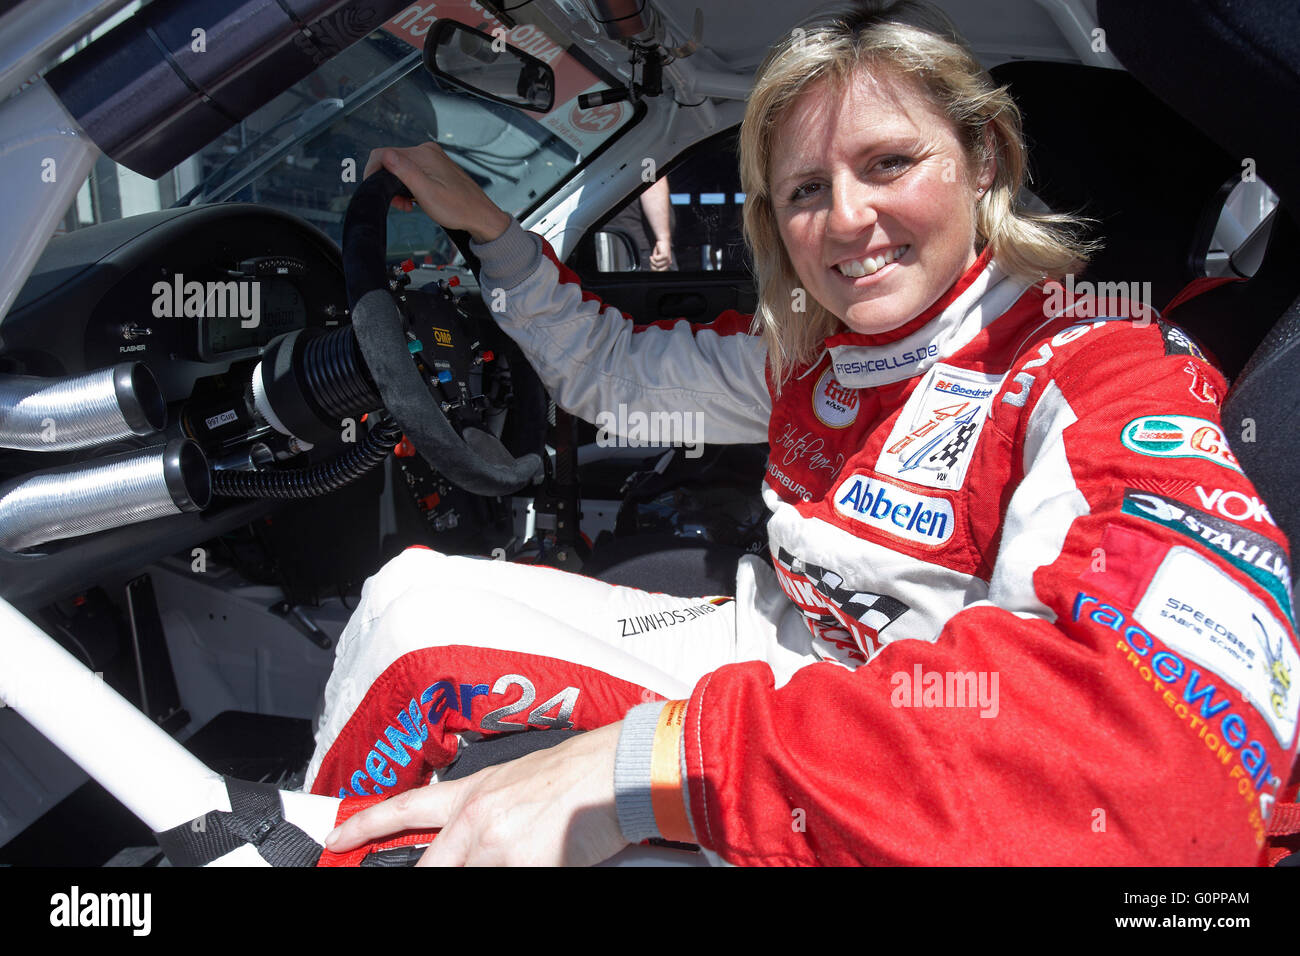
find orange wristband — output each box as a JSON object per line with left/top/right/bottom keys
{"left": 649, "top": 699, "right": 694, "bottom": 844}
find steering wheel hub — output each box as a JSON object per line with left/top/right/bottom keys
{"left": 340, "top": 170, "right": 543, "bottom": 497}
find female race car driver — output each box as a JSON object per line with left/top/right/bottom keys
{"left": 311, "top": 0, "right": 1298, "bottom": 865}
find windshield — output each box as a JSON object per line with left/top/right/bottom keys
{"left": 63, "top": 1, "right": 638, "bottom": 266}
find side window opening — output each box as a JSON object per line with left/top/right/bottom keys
{"left": 581, "top": 128, "right": 749, "bottom": 275}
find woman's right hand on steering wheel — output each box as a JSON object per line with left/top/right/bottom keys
{"left": 364, "top": 142, "right": 512, "bottom": 244}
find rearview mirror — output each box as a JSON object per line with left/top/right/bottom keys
{"left": 423, "top": 20, "right": 555, "bottom": 113}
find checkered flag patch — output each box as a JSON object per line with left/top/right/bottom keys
{"left": 928, "top": 420, "right": 978, "bottom": 472}
{"left": 776, "top": 548, "right": 909, "bottom": 633}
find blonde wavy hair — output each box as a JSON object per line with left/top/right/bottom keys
{"left": 742, "top": 0, "right": 1098, "bottom": 389}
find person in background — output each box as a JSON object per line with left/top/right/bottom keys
{"left": 604, "top": 174, "right": 675, "bottom": 271}
{"left": 641, "top": 175, "right": 674, "bottom": 271}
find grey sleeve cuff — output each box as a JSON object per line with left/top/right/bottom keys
{"left": 469, "top": 218, "right": 544, "bottom": 292}
{"left": 614, "top": 701, "right": 667, "bottom": 843}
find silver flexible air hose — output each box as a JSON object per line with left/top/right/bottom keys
{"left": 0, "top": 439, "right": 209, "bottom": 551}
{"left": 0, "top": 362, "right": 165, "bottom": 451}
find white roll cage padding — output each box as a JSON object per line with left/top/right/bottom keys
{"left": 0, "top": 595, "right": 342, "bottom": 866}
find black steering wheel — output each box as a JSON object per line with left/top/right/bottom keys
{"left": 340, "top": 169, "right": 544, "bottom": 497}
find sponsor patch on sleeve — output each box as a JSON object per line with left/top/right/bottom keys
{"left": 1120, "top": 415, "right": 1243, "bottom": 473}
{"left": 1158, "top": 320, "right": 1207, "bottom": 360}
{"left": 1135, "top": 546, "right": 1299, "bottom": 747}
{"left": 1122, "top": 489, "right": 1293, "bottom": 623}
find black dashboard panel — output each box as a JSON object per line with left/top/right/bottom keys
{"left": 2, "top": 203, "right": 346, "bottom": 393}
{"left": 0, "top": 204, "right": 349, "bottom": 606}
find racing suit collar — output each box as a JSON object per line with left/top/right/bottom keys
{"left": 822, "top": 247, "right": 1019, "bottom": 389}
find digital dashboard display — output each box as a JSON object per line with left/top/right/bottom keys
{"left": 204, "top": 278, "right": 307, "bottom": 355}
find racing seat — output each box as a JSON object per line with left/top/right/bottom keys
{"left": 573, "top": 442, "right": 767, "bottom": 598}
{"left": 1213, "top": 234, "right": 1300, "bottom": 563}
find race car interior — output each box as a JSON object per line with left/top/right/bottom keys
{"left": 0, "top": 0, "right": 1296, "bottom": 865}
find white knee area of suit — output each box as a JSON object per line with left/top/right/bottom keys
{"left": 303, "top": 547, "right": 819, "bottom": 796}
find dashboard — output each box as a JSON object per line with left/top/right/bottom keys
{"left": 0, "top": 204, "right": 350, "bottom": 606}
{"left": 3, "top": 203, "right": 346, "bottom": 395}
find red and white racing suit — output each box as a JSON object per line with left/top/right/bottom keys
{"left": 306, "top": 220, "right": 1298, "bottom": 865}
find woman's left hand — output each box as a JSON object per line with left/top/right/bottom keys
{"left": 324, "top": 722, "right": 629, "bottom": 866}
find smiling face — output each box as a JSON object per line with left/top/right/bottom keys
{"left": 770, "top": 66, "right": 995, "bottom": 335}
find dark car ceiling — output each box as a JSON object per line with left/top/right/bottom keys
{"left": 652, "top": 0, "right": 1103, "bottom": 72}
{"left": 1098, "top": 0, "right": 1300, "bottom": 218}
